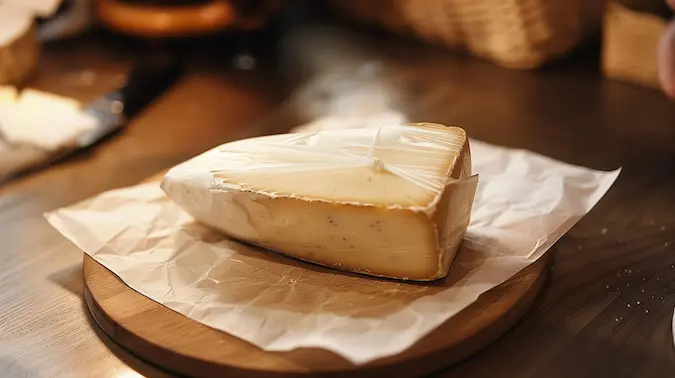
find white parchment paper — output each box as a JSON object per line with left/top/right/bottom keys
{"left": 45, "top": 119, "right": 620, "bottom": 364}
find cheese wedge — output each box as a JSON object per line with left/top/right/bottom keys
{"left": 161, "top": 123, "right": 478, "bottom": 280}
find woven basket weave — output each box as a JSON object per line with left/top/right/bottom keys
{"left": 329, "top": 0, "right": 605, "bottom": 69}
{"left": 602, "top": 1, "right": 671, "bottom": 90}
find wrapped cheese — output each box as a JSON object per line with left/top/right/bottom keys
{"left": 161, "top": 123, "right": 478, "bottom": 280}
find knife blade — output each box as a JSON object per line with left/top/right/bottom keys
{"left": 0, "top": 53, "right": 183, "bottom": 184}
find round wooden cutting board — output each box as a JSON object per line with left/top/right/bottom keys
{"left": 83, "top": 252, "right": 549, "bottom": 378}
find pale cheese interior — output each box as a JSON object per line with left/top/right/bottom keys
{"left": 164, "top": 191, "right": 437, "bottom": 279}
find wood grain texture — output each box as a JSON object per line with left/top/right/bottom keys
{"left": 83, "top": 251, "right": 548, "bottom": 378}
{"left": 3, "top": 2, "right": 675, "bottom": 377}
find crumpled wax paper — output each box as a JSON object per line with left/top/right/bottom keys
{"left": 45, "top": 117, "right": 620, "bottom": 364}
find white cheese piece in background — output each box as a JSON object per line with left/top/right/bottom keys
{"left": 0, "top": 86, "right": 18, "bottom": 103}
{"left": 18, "top": 88, "right": 81, "bottom": 111}
{"left": 161, "top": 123, "right": 478, "bottom": 281}
{"left": 0, "top": 88, "right": 97, "bottom": 151}
{"left": 0, "top": 86, "right": 18, "bottom": 132}
{"left": 0, "top": 4, "right": 39, "bottom": 85}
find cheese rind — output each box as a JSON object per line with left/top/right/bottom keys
{"left": 161, "top": 123, "right": 477, "bottom": 280}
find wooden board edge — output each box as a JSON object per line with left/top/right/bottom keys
{"left": 83, "top": 253, "right": 549, "bottom": 377}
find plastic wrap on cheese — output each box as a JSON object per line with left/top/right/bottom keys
{"left": 161, "top": 123, "right": 478, "bottom": 280}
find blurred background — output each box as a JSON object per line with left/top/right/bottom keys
{"left": 3, "top": 0, "right": 672, "bottom": 90}
{"left": 1, "top": 0, "right": 675, "bottom": 180}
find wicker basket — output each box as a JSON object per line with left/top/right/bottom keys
{"left": 328, "top": 0, "right": 605, "bottom": 69}
{"left": 602, "top": 1, "right": 670, "bottom": 90}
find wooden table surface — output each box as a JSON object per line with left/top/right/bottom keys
{"left": 3, "top": 5, "right": 675, "bottom": 378}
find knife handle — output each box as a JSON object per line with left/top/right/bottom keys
{"left": 115, "top": 53, "right": 184, "bottom": 120}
